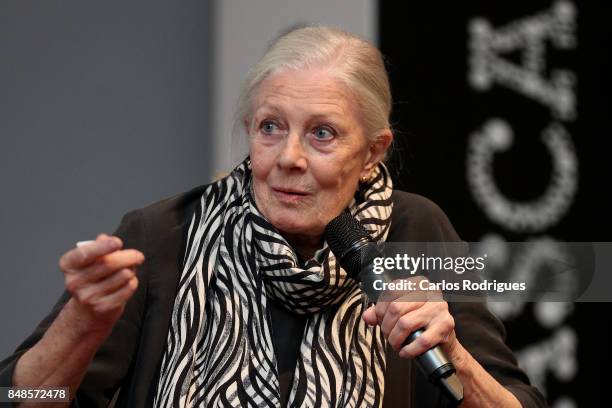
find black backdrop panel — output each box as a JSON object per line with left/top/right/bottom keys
{"left": 379, "top": 1, "right": 611, "bottom": 406}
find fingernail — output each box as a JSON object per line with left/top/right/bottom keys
{"left": 108, "top": 238, "right": 120, "bottom": 249}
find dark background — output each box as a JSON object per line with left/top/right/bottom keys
{"left": 380, "top": 1, "right": 611, "bottom": 406}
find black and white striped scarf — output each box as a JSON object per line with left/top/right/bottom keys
{"left": 154, "top": 157, "right": 393, "bottom": 407}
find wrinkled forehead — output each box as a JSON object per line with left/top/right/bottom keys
{"left": 249, "top": 68, "right": 359, "bottom": 121}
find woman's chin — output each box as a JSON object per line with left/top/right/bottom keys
{"left": 271, "top": 219, "right": 309, "bottom": 235}
{"left": 268, "top": 215, "right": 321, "bottom": 238}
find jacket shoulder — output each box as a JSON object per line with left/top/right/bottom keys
{"left": 114, "top": 184, "right": 210, "bottom": 260}
{"left": 389, "top": 190, "right": 461, "bottom": 242}
{"left": 137, "top": 184, "right": 209, "bottom": 222}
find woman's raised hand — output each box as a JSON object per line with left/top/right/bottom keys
{"left": 58, "top": 233, "right": 144, "bottom": 331}
{"left": 10, "top": 234, "right": 145, "bottom": 393}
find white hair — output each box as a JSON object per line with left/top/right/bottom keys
{"left": 237, "top": 25, "right": 393, "bottom": 143}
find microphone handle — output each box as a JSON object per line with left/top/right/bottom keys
{"left": 403, "top": 329, "right": 457, "bottom": 379}
{"left": 400, "top": 329, "right": 464, "bottom": 404}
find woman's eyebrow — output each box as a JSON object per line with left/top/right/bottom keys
{"left": 252, "top": 105, "right": 284, "bottom": 119}
{"left": 308, "top": 113, "right": 343, "bottom": 122}
{"left": 253, "top": 104, "right": 347, "bottom": 127}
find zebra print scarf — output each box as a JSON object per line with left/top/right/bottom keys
{"left": 154, "top": 158, "right": 393, "bottom": 407}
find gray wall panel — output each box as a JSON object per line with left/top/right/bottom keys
{"left": 0, "top": 1, "right": 213, "bottom": 356}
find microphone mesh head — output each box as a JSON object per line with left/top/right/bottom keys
{"left": 325, "top": 211, "right": 372, "bottom": 277}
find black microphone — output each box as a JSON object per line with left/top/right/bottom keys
{"left": 325, "top": 211, "right": 464, "bottom": 404}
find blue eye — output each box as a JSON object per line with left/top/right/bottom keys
{"left": 260, "top": 121, "right": 279, "bottom": 134}
{"left": 312, "top": 126, "right": 334, "bottom": 140}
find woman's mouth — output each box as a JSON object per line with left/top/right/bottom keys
{"left": 271, "top": 187, "right": 310, "bottom": 203}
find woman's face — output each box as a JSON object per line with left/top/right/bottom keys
{"left": 248, "top": 68, "right": 388, "bottom": 246}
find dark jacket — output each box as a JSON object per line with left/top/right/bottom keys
{"left": 0, "top": 187, "right": 546, "bottom": 407}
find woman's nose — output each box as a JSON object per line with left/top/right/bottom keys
{"left": 277, "top": 132, "right": 307, "bottom": 170}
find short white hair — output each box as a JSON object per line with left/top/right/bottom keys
{"left": 237, "top": 25, "right": 393, "bottom": 142}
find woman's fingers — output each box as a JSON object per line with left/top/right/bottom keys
{"left": 91, "top": 276, "right": 139, "bottom": 313}
{"left": 368, "top": 301, "right": 454, "bottom": 359}
{"left": 74, "top": 268, "right": 135, "bottom": 305}
{"left": 59, "top": 236, "right": 122, "bottom": 271}
{"left": 372, "top": 277, "right": 429, "bottom": 325}
{"left": 379, "top": 300, "right": 424, "bottom": 337}
{"left": 362, "top": 305, "right": 377, "bottom": 325}
{"left": 78, "top": 249, "right": 144, "bottom": 282}
{"left": 398, "top": 310, "right": 455, "bottom": 358}
{"left": 385, "top": 302, "right": 436, "bottom": 349}
{"left": 59, "top": 234, "right": 145, "bottom": 323}
{"left": 64, "top": 249, "right": 144, "bottom": 294}
{"left": 361, "top": 277, "right": 456, "bottom": 359}
{"left": 385, "top": 301, "right": 451, "bottom": 352}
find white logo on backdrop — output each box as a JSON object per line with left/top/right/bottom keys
{"left": 468, "top": 0, "right": 576, "bottom": 120}
{"left": 467, "top": 0, "right": 578, "bottom": 233}
{"left": 516, "top": 328, "right": 578, "bottom": 399}
{"left": 478, "top": 234, "right": 577, "bottom": 324}
{"left": 467, "top": 119, "right": 577, "bottom": 232}
{"left": 466, "top": 2, "right": 578, "bottom": 406}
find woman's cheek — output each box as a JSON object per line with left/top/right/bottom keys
{"left": 314, "top": 168, "right": 356, "bottom": 211}
{"left": 250, "top": 149, "right": 273, "bottom": 180}
{"left": 311, "top": 160, "right": 344, "bottom": 186}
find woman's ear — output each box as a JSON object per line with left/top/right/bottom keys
{"left": 361, "top": 129, "right": 393, "bottom": 176}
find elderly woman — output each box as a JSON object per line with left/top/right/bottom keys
{"left": 1, "top": 26, "right": 544, "bottom": 407}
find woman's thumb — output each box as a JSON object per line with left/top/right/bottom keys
{"left": 362, "top": 305, "right": 377, "bottom": 326}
